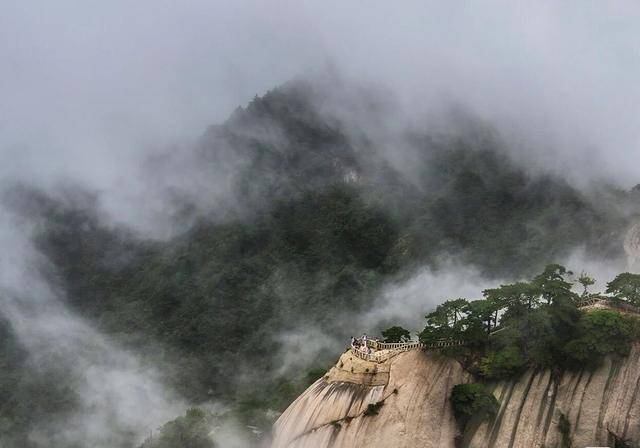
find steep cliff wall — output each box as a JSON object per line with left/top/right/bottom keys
{"left": 271, "top": 349, "right": 470, "bottom": 448}
{"left": 272, "top": 344, "right": 640, "bottom": 448}
{"left": 466, "top": 344, "right": 640, "bottom": 447}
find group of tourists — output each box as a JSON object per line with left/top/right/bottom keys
{"left": 350, "top": 333, "right": 373, "bottom": 355}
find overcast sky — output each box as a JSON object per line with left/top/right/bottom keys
{"left": 2, "top": 1, "right": 640, "bottom": 201}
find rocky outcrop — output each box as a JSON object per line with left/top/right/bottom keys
{"left": 271, "top": 349, "right": 470, "bottom": 448}
{"left": 272, "top": 344, "right": 640, "bottom": 448}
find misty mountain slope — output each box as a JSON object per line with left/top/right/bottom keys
{"left": 185, "top": 79, "right": 631, "bottom": 273}
{"left": 194, "top": 79, "right": 413, "bottom": 216}
{"left": 10, "top": 182, "right": 399, "bottom": 400}
{"left": 0, "top": 318, "right": 78, "bottom": 448}
{"left": 411, "top": 146, "right": 624, "bottom": 273}
{"left": 2, "top": 79, "right": 637, "bottom": 446}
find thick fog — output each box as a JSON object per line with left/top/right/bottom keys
{"left": 3, "top": 3, "right": 639, "bottom": 240}
{"left": 2, "top": 1, "right": 640, "bottom": 446}
{"left": 3, "top": 1, "right": 640, "bottom": 211}
{"left": 0, "top": 210, "right": 186, "bottom": 446}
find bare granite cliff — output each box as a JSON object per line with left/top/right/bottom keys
{"left": 272, "top": 344, "right": 640, "bottom": 448}
{"left": 466, "top": 344, "right": 640, "bottom": 447}
{"left": 271, "top": 349, "right": 470, "bottom": 448}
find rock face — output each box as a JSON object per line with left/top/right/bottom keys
{"left": 466, "top": 344, "right": 640, "bottom": 448}
{"left": 271, "top": 349, "right": 470, "bottom": 448}
{"left": 272, "top": 345, "right": 640, "bottom": 448}
{"left": 625, "top": 222, "right": 640, "bottom": 271}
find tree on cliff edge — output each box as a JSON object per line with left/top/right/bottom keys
{"left": 381, "top": 326, "right": 411, "bottom": 343}
{"left": 607, "top": 273, "right": 640, "bottom": 306}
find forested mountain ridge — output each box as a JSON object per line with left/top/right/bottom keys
{"left": 1, "top": 78, "right": 638, "bottom": 447}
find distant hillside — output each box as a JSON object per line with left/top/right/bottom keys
{"left": 1, "top": 78, "right": 638, "bottom": 447}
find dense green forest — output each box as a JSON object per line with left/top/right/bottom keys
{"left": 421, "top": 266, "right": 640, "bottom": 378}
{"left": 1, "top": 79, "right": 639, "bottom": 447}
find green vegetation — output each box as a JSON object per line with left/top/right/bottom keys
{"left": 0, "top": 318, "right": 81, "bottom": 448}
{"left": 564, "top": 310, "right": 635, "bottom": 368}
{"left": 479, "top": 345, "right": 526, "bottom": 379}
{"left": 421, "top": 266, "right": 640, "bottom": 379}
{"left": 381, "top": 326, "right": 411, "bottom": 343}
{"left": 1, "top": 79, "right": 639, "bottom": 446}
{"left": 140, "top": 408, "right": 215, "bottom": 448}
{"left": 363, "top": 401, "right": 384, "bottom": 416}
{"left": 578, "top": 272, "right": 595, "bottom": 298}
{"left": 450, "top": 383, "right": 498, "bottom": 429}
{"left": 606, "top": 273, "right": 640, "bottom": 306}
{"left": 558, "top": 411, "right": 572, "bottom": 448}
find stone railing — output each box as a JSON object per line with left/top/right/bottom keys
{"left": 426, "top": 339, "right": 466, "bottom": 348}
{"left": 375, "top": 341, "right": 422, "bottom": 350}
{"left": 350, "top": 338, "right": 465, "bottom": 363}
{"left": 350, "top": 347, "right": 386, "bottom": 363}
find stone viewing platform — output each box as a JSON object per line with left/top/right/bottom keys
{"left": 324, "top": 350, "right": 392, "bottom": 386}
{"left": 317, "top": 336, "right": 464, "bottom": 386}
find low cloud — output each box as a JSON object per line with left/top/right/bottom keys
{"left": 273, "top": 327, "right": 343, "bottom": 377}
{"left": 357, "top": 261, "right": 499, "bottom": 335}
{"left": 0, "top": 210, "right": 185, "bottom": 447}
